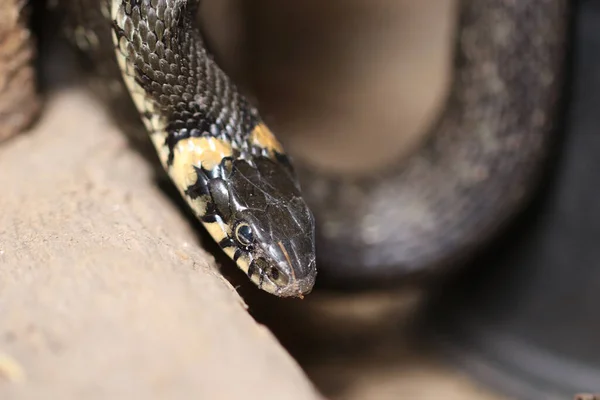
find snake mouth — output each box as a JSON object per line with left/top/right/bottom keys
{"left": 276, "top": 277, "right": 315, "bottom": 298}
{"left": 275, "top": 259, "right": 317, "bottom": 298}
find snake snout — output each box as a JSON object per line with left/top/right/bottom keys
{"left": 277, "top": 268, "right": 316, "bottom": 298}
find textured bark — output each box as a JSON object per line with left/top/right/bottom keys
{"left": 0, "top": 0, "right": 39, "bottom": 141}
{"left": 0, "top": 89, "right": 321, "bottom": 400}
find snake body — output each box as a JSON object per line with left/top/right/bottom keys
{"left": 54, "top": 0, "right": 569, "bottom": 295}
{"left": 299, "top": 0, "right": 569, "bottom": 283}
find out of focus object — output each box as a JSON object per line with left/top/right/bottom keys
{"left": 0, "top": 0, "right": 39, "bottom": 141}
{"left": 426, "top": 1, "right": 600, "bottom": 399}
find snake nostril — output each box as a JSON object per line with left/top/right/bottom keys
{"left": 267, "top": 266, "right": 279, "bottom": 281}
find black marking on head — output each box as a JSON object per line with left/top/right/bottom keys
{"left": 200, "top": 214, "right": 218, "bottom": 224}
{"left": 220, "top": 158, "right": 234, "bottom": 177}
{"left": 247, "top": 260, "right": 257, "bottom": 278}
{"left": 218, "top": 237, "right": 236, "bottom": 249}
{"left": 203, "top": 200, "right": 220, "bottom": 220}
{"left": 184, "top": 166, "right": 210, "bottom": 199}
{"left": 274, "top": 151, "right": 295, "bottom": 174}
{"left": 207, "top": 178, "right": 231, "bottom": 222}
{"left": 164, "top": 122, "right": 212, "bottom": 166}
{"left": 233, "top": 249, "right": 244, "bottom": 263}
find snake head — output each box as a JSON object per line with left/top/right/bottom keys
{"left": 204, "top": 156, "right": 317, "bottom": 297}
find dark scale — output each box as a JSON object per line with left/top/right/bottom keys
{"left": 183, "top": 166, "right": 210, "bottom": 199}
{"left": 111, "top": 0, "right": 260, "bottom": 165}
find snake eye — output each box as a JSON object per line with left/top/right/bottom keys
{"left": 234, "top": 222, "right": 254, "bottom": 247}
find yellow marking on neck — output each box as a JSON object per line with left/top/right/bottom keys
{"left": 250, "top": 123, "right": 284, "bottom": 155}
{"left": 223, "top": 247, "right": 236, "bottom": 259}
{"left": 170, "top": 136, "right": 233, "bottom": 192}
{"left": 187, "top": 195, "right": 209, "bottom": 218}
{"left": 204, "top": 220, "right": 230, "bottom": 245}
{"left": 229, "top": 248, "right": 251, "bottom": 276}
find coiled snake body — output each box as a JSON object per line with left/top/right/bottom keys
{"left": 55, "top": 0, "right": 569, "bottom": 296}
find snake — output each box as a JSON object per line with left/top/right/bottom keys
{"left": 40, "top": 0, "right": 567, "bottom": 296}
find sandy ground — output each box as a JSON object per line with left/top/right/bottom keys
{"left": 0, "top": 1, "right": 510, "bottom": 399}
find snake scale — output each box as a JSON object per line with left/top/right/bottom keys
{"left": 49, "top": 0, "right": 568, "bottom": 296}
